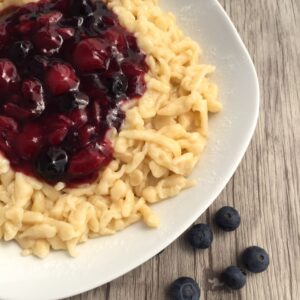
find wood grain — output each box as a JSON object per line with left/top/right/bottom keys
{"left": 66, "top": 0, "right": 300, "bottom": 299}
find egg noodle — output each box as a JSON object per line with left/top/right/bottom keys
{"left": 0, "top": 0, "right": 221, "bottom": 257}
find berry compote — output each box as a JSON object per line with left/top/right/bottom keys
{"left": 0, "top": 0, "right": 148, "bottom": 186}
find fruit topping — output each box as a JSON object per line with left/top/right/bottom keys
{"left": 10, "top": 41, "right": 33, "bottom": 64}
{"left": 46, "top": 63, "right": 79, "bottom": 95}
{"left": 33, "top": 26, "right": 63, "bottom": 55}
{"left": 0, "top": 59, "right": 19, "bottom": 91}
{"left": 37, "top": 147, "right": 68, "bottom": 182}
{"left": 73, "top": 38, "right": 109, "bottom": 72}
{"left": 0, "top": 0, "right": 148, "bottom": 186}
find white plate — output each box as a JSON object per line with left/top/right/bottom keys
{"left": 0, "top": 1, "right": 259, "bottom": 299}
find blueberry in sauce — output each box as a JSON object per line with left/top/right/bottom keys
{"left": 0, "top": 0, "right": 148, "bottom": 186}
{"left": 10, "top": 40, "right": 33, "bottom": 63}
{"left": 37, "top": 147, "right": 68, "bottom": 182}
{"left": 56, "top": 91, "right": 89, "bottom": 112}
{"left": 111, "top": 73, "right": 128, "bottom": 98}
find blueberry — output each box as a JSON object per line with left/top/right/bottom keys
{"left": 215, "top": 206, "right": 241, "bottom": 231}
{"left": 57, "top": 91, "right": 89, "bottom": 112}
{"left": 221, "top": 266, "right": 246, "bottom": 290}
{"left": 169, "top": 277, "right": 201, "bottom": 300}
{"left": 10, "top": 41, "right": 33, "bottom": 64}
{"left": 84, "top": 15, "right": 104, "bottom": 35}
{"left": 61, "top": 16, "right": 84, "bottom": 27}
{"left": 71, "top": 0, "right": 94, "bottom": 16}
{"left": 242, "top": 246, "right": 269, "bottom": 273}
{"left": 37, "top": 147, "right": 68, "bottom": 181}
{"left": 187, "top": 224, "right": 213, "bottom": 249}
{"left": 111, "top": 74, "right": 128, "bottom": 97}
{"left": 24, "top": 55, "right": 48, "bottom": 78}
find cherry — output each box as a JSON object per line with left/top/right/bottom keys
{"left": 33, "top": 26, "right": 63, "bottom": 55}
{"left": 73, "top": 38, "right": 109, "bottom": 72}
{"left": 16, "top": 20, "right": 36, "bottom": 34}
{"left": 127, "top": 75, "right": 147, "bottom": 98}
{"left": 14, "top": 123, "right": 43, "bottom": 160}
{"left": 0, "top": 24, "right": 8, "bottom": 47}
{"left": 21, "top": 78, "right": 44, "bottom": 104}
{"left": 80, "top": 73, "right": 108, "bottom": 100}
{"left": 104, "top": 28, "right": 126, "bottom": 51}
{"left": 37, "top": 147, "right": 68, "bottom": 181}
{"left": 57, "top": 27, "right": 75, "bottom": 39}
{"left": 3, "top": 102, "right": 33, "bottom": 120}
{"left": 67, "top": 108, "right": 88, "bottom": 128}
{"left": 0, "top": 116, "right": 18, "bottom": 157}
{"left": 44, "top": 114, "right": 73, "bottom": 146}
{"left": 52, "top": 0, "right": 70, "bottom": 14}
{"left": 77, "top": 124, "right": 96, "bottom": 148}
{"left": 0, "top": 59, "right": 19, "bottom": 91}
{"left": 37, "top": 11, "right": 63, "bottom": 25}
{"left": 68, "top": 147, "right": 106, "bottom": 177}
{"left": 121, "top": 59, "right": 145, "bottom": 77}
{"left": 46, "top": 63, "right": 79, "bottom": 95}
{"left": 0, "top": 116, "right": 18, "bottom": 133}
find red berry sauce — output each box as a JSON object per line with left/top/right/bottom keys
{"left": 0, "top": 0, "right": 148, "bottom": 186}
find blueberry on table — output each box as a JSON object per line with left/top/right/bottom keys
{"left": 242, "top": 246, "right": 270, "bottom": 273}
{"left": 187, "top": 224, "right": 213, "bottom": 249}
{"left": 169, "top": 277, "right": 201, "bottom": 300}
{"left": 221, "top": 266, "right": 246, "bottom": 290}
{"left": 215, "top": 206, "right": 241, "bottom": 231}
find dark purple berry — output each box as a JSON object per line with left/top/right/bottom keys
{"left": 10, "top": 41, "right": 33, "bottom": 64}
{"left": 215, "top": 206, "right": 241, "bottom": 231}
{"left": 37, "top": 147, "right": 68, "bottom": 181}
{"left": 187, "top": 224, "right": 213, "bottom": 249}
{"left": 57, "top": 91, "right": 89, "bottom": 112}
{"left": 242, "top": 246, "right": 269, "bottom": 273}
{"left": 111, "top": 74, "right": 128, "bottom": 97}
{"left": 221, "top": 266, "right": 246, "bottom": 290}
{"left": 169, "top": 277, "right": 201, "bottom": 300}
{"left": 70, "top": 0, "right": 95, "bottom": 17}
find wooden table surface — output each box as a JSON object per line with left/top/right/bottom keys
{"left": 67, "top": 0, "right": 300, "bottom": 299}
